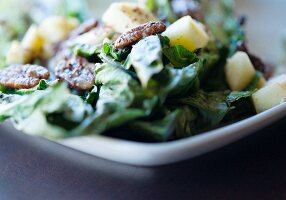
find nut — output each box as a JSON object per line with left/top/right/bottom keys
{"left": 55, "top": 55, "right": 95, "bottom": 91}
{"left": 114, "top": 21, "right": 167, "bottom": 49}
{"left": 69, "top": 18, "right": 98, "bottom": 39}
{"left": 0, "top": 64, "right": 50, "bottom": 89}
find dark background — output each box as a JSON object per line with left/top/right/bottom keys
{"left": 1, "top": 117, "right": 286, "bottom": 200}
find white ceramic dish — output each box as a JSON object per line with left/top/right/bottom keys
{"left": 3, "top": 0, "right": 286, "bottom": 166}
{"left": 60, "top": 104, "right": 286, "bottom": 166}
{"left": 58, "top": 0, "right": 286, "bottom": 166}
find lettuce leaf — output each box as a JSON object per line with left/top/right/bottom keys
{"left": 130, "top": 35, "right": 164, "bottom": 87}
{"left": 163, "top": 45, "right": 199, "bottom": 68}
{"left": 170, "top": 90, "right": 229, "bottom": 131}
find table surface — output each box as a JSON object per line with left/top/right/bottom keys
{"left": 1, "top": 117, "right": 286, "bottom": 200}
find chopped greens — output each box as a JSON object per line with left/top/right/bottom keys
{"left": 0, "top": 0, "right": 268, "bottom": 143}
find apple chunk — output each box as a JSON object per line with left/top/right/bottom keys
{"left": 102, "top": 2, "right": 156, "bottom": 33}
{"left": 21, "top": 25, "right": 44, "bottom": 57}
{"left": 39, "top": 16, "right": 79, "bottom": 43}
{"left": 252, "top": 83, "right": 286, "bottom": 113}
{"left": 225, "top": 51, "right": 256, "bottom": 91}
{"left": 162, "top": 16, "right": 209, "bottom": 52}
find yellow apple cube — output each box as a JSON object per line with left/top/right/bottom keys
{"left": 21, "top": 25, "right": 44, "bottom": 56}
{"left": 252, "top": 83, "right": 286, "bottom": 113}
{"left": 6, "top": 41, "right": 32, "bottom": 65}
{"left": 225, "top": 51, "right": 256, "bottom": 91}
{"left": 71, "top": 27, "right": 113, "bottom": 46}
{"left": 162, "top": 16, "right": 209, "bottom": 52}
{"left": 39, "top": 16, "right": 79, "bottom": 43}
{"left": 266, "top": 74, "right": 286, "bottom": 87}
{"left": 102, "top": 2, "right": 156, "bottom": 33}
{"left": 257, "top": 76, "right": 266, "bottom": 89}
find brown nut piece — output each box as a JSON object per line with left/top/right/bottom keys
{"left": 68, "top": 18, "right": 98, "bottom": 39}
{"left": 0, "top": 64, "right": 50, "bottom": 89}
{"left": 55, "top": 56, "right": 95, "bottom": 91}
{"left": 114, "top": 21, "right": 167, "bottom": 49}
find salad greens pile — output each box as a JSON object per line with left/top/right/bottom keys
{"left": 0, "top": 0, "right": 261, "bottom": 142}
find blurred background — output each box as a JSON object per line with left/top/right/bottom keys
{"left": 0, "top": 0, "right": 285, "bottom": 68}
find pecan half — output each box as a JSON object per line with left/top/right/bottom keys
{"left": 114, "top": 21, "right": 167, "bottom": 49}
{"left": 69, "top": 18, "right": 98, "bottom": 39}
{"left": 0, "top": 64, "right": 50, "bottom": 89}
{"left": 55, "top": 55, "right": 95, "bottom": 90}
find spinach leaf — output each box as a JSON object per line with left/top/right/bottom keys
{"left": 171, "top": 90, "right": 229, "bottom": 130}
{"left": 85, "top": 86, "right": 99, "bottom": 105}
{"left": 226, "top": 91, "right": 254, "bottom": 104}
{"left": 71, "top": 63, "right": 158, "bottom": 136}
{"left": 199, "top": 46, "right": 229, "bottom": 91}
{"left": 173, "top": 106, "right": 197, "bottom": 139}
{"left": 223, "top": 70, "right": 261, "bottom": 123}
{"left": 224, "top": 89, "right": 256, "bottom": 123}
{"left": 103, "top": 43, "right": 131, "bottom": 62}
{"left": 74, "top": 44, "right": 101, "bottom": 62}
{"left": 113, "top": 110, "right": 179, "bottom": 142}
{"left": 146, "top": 64, "right": 199, "bottom": 102}
{"left": 163, "top": 45, "right": 199, "bottom": 68}
{"left": 130, "top": 35, "right": 164, "bottom": 87}
{"left": 14, "top": 80, "right": 49, "bottom": 95}
{"left": 0, "top": 84, "right": 71, "bottom": 138}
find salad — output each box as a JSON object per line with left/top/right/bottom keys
{"left": 0, "top": 0, "right": 285, "bottom": 143}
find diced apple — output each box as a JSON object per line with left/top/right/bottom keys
{"left": 70, "top": 27, "right": 113, "bottom": 46}
{"left": 162, "top": 16, "right": 209, "bottom": 52}
{"left": 39, "top": 16, "right": 79, "bottom": 43}
{"left": 21, "top": 25, "right": 44, "bottom": 56}
{"left": 6, "top": 41, "right": 32, "bottom": 65}
{"left": 266, "top": 74, "right": 286, "bottom": 87}
{"left": 252, "top": 83, "right": 286, "bottom": 113}
{"left": 257, "top": 76, "right": 266, "bottom": 89}
{"left": 225, "top": 51, "right": 256, "bottom": 91}
{"left": 102, "top": 2, "right": 156, "bottom": 33}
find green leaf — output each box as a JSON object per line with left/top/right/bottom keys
{"left": 163, "top": 45, "right": 199, "bottom": 68}
{"left": 146, "top": 64, "right": 199, "bottom": 102}
{"left": 85, "top": 86, "right": 99, "bottom": 105}
{"left": 105, "top": 110, "right": 180, "bottom": 142}
{"left": 103, "top": 43, "right": 131, "bottom": 62}
{"left": 224, "top": 89, "right": 256, "bottom": 122}
{"left": 14, "top": 80, "right": 49, "bottom": 95}
{"left": 71, "top": 63, "right": 158, "bottom": 136}
{"left": 130, "top": 35, "right": 164, "bottom": 87}
{"left": 173, "top": 106, "right": 197, "bottom": 139}
{"left": 0, "top": 84, "right": 71, "bottom": 138}
{"left": 199, "top": 46, "right": 229, "bottom": 91}
{"left": 74, "top": 44, "right": 101, "bottom": 62}
{"left": 47, "top": 94, "right": 93, "bottom": 132}
{"left": 173, "top": 90, "right": 229, "bottom": 130}
{"left": 226, "top": 91, "right": 254, "bottom": 104}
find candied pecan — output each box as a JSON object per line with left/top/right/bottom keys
{"left": 0, "top": 64, "right": 49, "bottom": 89}
{"left": 114, "top": 21, "right": 167, "bottom": 49}
{"left": 55, "top": 56, "right": 95, "bottom": 90}
{"left": 69, "top": 18, "right": 98, "bottom": 39}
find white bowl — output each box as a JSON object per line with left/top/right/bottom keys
{"left": 58, "top": 0, "right": 286, "bottom": 166}
{"left": 5, "top": 0, "right": 286, "bottom": 166}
